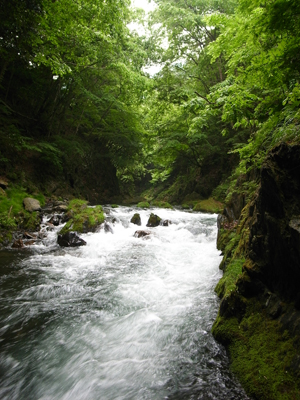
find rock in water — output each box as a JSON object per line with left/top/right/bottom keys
{"left": 104, "top": 222, "right": 114, "bottom": 234}
{"left": 23, "top": 198, "right": 41, "bottom": 212}
{"left": 57, "top": 232, "right": 86, "bottom": 247}
{"left": 130, "top": 213, "right": 141, "bottom": 226}
{"left": 146, "top": 213, "right": 162, "bottom": 227}
{"left": 134, "top": 230, "right": 151, "bottom": 238}
{"left": 12, "top": 239, "right": 24, "bottom": 249}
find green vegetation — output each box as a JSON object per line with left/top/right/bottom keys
{"left": 1, "top": 1, "right": 300, "bottom": 396}
{"left": 0, "top": 187, "right": 45, "bottom": 233}
{"left": 151, "top": 200, "right": 173, "bottom": 209}
{"left": 193, "top": 198, "right": 224, "bottom": 214}
{"left": 213, "top": 215, "right": 300, "bottom": 399}
{"left": 137, "top": 202, "right": 150, "bottom": 208}
{"left": 59, "top": 199, "right": 104, "bottom": 235}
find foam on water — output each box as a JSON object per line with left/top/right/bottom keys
{"left": 0, "top": 206, "right": 251, "bottom": 400}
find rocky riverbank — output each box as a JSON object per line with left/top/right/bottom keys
{"left": 213, "top": 143, "right": 300, "bottom": 399}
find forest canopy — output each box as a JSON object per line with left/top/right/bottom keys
{"left": 0, "top": 0, "right": 299, "bottom": 201}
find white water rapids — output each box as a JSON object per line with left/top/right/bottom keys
{"left": 0, "top": 206, "right": 250, "bottom": 399}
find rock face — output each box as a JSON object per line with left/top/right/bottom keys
{"left": 246, "top": 143, "right": 300, "bottom": 301}
{"left": 23, "top": 198, "right": 41, "bottom": 212}
{"left": 57, "top": 232, "right": 86, "bottom": 247}
{"left": 146, "top": 213, "right": 161, "bottom": 227}
{"left": 213, "top": 143, "right": 300, "bottom": 399}
{"left": 130, "top": 213, "right": 141, "bottom": 226}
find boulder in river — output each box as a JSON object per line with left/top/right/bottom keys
{"left": 104, "top": 222, "right": 114, "bottom": 234}
{"left": 134, "top": 230, "right": 151, "bottom": 238}
{"left": 57, "top": 232, "right": 86, "bottom": 247}
{"left": 162, "top": 220, "right": 171, "bottom": 226}
{"left": 12, "top": 239, "right": 24, "bottom": 249}
{"left": 23, "top": 198, "right": 41, "bottom": 212}
{"left": 146, "top": 213, "right": 161, "bottom": 227}
{"left": 130, "top": 213, "right": 141, "bottom": 226}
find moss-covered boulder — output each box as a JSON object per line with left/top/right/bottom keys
{"left": 137, "top": 201, "right": 150, "bottom": 208}
{"left": 193, "top": 198, "right": 224, "bottom": 213}
{"left": 59, "top": 199, "right": 104, "bottom": 235}
{"left": 146, "top": 213, "right": 161, "bottom": 227}
{"left": 151, "top": 200, "right": 173, "bottom": 209}
{"left": 130, "top": 213, "right": 141, "bottom": 226}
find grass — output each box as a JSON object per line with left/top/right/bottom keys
{"left": 0, "top": 186, "right": 45, "bottom": 232}
{"left": 0, "top": 187, "right": 45, "bottom": 216}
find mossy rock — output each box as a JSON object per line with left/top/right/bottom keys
{"left": 137, "top": 201, "right": 150, "bottom": 208}
{"left": 59, "top": 199, "right": 104, "bottom": 234}
{"left": 130, "top": 213, "right": 141, "bottom": 226}
{"left": 151, "top": 200, "right": 173, "bottom": 209}
{"left": 146, "top": 213, "right": 162, "bottom": 227}
{"left": 193, "top": 198, "right": 224, "bottom": 213}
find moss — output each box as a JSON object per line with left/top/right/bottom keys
{"left": 213, "top": 195, "right": 300, "bottom": 399}
{"left": 0, "top": 187, "right": 45, "bottom": 217}
{"left": 20, "top": 211, "right": 41, "bottom": 231}
{"left": 137, "top": 201, "right": 150, "bottom": 208}
{"left": 59, "top": 199, "right": 104, "bottom": 234}
{"left": 151, "top": 200, "right": 173, "bottom": 209}
{"left": 181, "top": 203, "right": 190, "bottom": 209}
{"left": 193, "top": 198, "right": 224, "bottom": 213}
{"left": 215, "top": 258, "right": 244, "bottom": 298}
{"left": 223, "top": 312, "right": 299, "bottom": 400}
{"left": 110, "top": 204, "right": 119, "bottom": 208}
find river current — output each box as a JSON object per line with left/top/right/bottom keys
{"left": 0, "top": 206, "right": 250, "bottom": 399}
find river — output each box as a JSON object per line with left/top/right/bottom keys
{"left": 0, "top": 206, "right": 250, "bottom": 399}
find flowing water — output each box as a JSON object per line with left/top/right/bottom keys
{"left": 0, "top": 206, "right": 250, "bottom": 400}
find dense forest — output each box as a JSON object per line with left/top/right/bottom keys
{"left": 1, "top": 0, "right": 299, "bottom": 205}
{"left": 1, "top": 0, "right": 300, "bottom": 398}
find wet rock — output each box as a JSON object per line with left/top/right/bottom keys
{"left": 265, "top": 293, "right": 283, "bottom": 319}
{"left": 57, "top": 232, "right": 86, "bottom": 247}
{"left": 146, "top": 213, "right": 161, "bottom": 227}
{"left": 134, "top": 230, "right": 151, "bottom": 238}
{"left": 104, "top": 222, "right": 114, "bottom": 234}
{"left": 24, "top": 240, "right": 36, "bottom": 246}
{"left": 162, "top": 220, "right": 171, "bottom": 226}
{"left": 23, "top": 232, "right": 37, "bottom": 239}
{"left": 247, "top": 143, "right": 300, "bottom": 301}
{"left": 12, "top": 239, "right": 24, "bottom": 249}
{"left": 48, "top": 214, "right": 62, "bottom": 226}
{"left": 23, "top": 197, "right": 41, "bottom": 212}
{"left": 130, "top": 213, "right": 141, "bottom": 226}
{"left": 61, "top": 211, "right": 73, "bottom": 223}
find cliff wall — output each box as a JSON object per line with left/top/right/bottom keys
{"left": 213, "top": 143, "right": 300, "bottom": 399}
